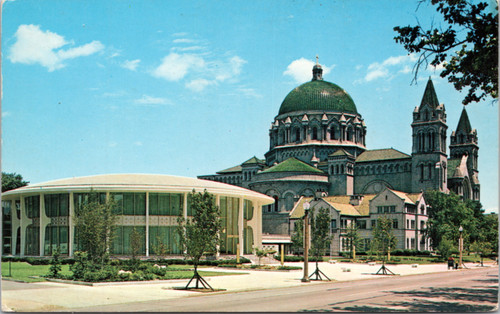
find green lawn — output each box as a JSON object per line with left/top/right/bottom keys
{"left": 1, "top": 262, "right": 73, "bottom": 282}
{"left": 1, "top": 262, "right": 244, "bottom": 283}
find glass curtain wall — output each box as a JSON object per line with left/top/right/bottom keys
{"left": 110, "top": 193, "right": 146, "bottom": 215}
{"left": 45, "top": 194, "right": 69, "bottom": 217}
{"left": 44, "top": 225, "right": 69, "bottom": 255}
{"left": 149, "top": 193, "right": 183, "bottom": 216}
{"left": 112, "top": 226, "right": 146, "bottom": 255}
{"left": 220, "top": 196, "right": 239, "bottom": 254}
{"left": 25, "top": 224, "right": 39, "bottom": 255}
{"left": 2, "top": 201, "right": 12, "bottom": 254}
{"left": 148, "top": 226, "right": 181, "bottom": 255}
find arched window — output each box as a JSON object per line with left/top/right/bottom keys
{"left": 295, "top": 128, "right": 301, "bottom": 142}
{"left": 330, "top": 126, "right": 337, "bottom": 140}
{"left": 312, "top": 127, "right": 318, "bottom": 140}
{"left": 347, "top": 127, "right": 353, "bottom": 141}
{"left": 273, "top": 196, "right": 279, "bottom": 212}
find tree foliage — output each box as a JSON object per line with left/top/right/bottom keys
{"left": 2, "top": 172, "right": 29, "bottom": 192}
{"left": 394, "top": 0, "right": 498, "bottom": 104}
{"left": 310, "top": 208, "right": 332, "bottom": 259}
{"left": 291, "top": 219, "right": 304, "bottom": 254}
{"left": 73, "top": 191, "right": 118, "bottom": 266}
{"left": 424, "top": 191, "right": 478, "bottom": 249}
{"left": 345, "top": 221, "right": 360, "bottom": 259}
{"left": 371, "top": 216, "right": 397, "bottom": 259}
{"left": 176, "top": 190, "right": 221, "bottom": 270}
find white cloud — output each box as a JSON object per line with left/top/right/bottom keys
{"left": 2, "top": 111, "right": 11, "bottom": 118}
{"left": 152, "top": 53, "right": 205, "bottom": 81}
{"left": 121, "top": 59, "right": 141, "bottom": 71}
{"left": 283, "top": 58, "right": 332, "bottom": 83}
{"left": 171, "top": 46, "right": 205, "bottom": 52}
{"left": 364, "top": 54, "right": 417, "bottom": 82}
{"left": 108, "top": 142, "right": 117, "bottom": 148}
{"left": 186, "top": 79, "right": 216, "bottom": 92}
{"left": 8, "top": 24, "right": 104, "bottom": 71}
{"left": 173, "top": 38, "right": 195, "bottom": 44}
{"left": 134, "top": 95, "right": 171, "bottom": 105}
{"left": 152, "top": 51, "right": 247, "bottom": 92}
{"left": 134, "top": 141, "right": 143, "bottom": 146}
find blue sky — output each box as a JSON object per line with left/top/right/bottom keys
{"left": 2, "top": 0, "right": 498, "bottom": 213}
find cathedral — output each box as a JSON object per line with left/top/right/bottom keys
{"left": 199, "top": 61, "right": 480, "bottom": 240}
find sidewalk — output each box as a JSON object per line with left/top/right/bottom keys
{"left": 1, "top": 261, "right": 494, "bottom": 312}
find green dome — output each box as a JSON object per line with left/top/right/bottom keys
{"left": 278, "top": 80, "right": 358, "bottom": 115}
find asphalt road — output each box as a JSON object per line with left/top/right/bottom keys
{"left": 64, "top": 267, "right": 498, "bottom": 312}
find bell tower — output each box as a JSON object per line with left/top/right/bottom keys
{"left": 411, "top": 78, "right": 448, "bottom": 193}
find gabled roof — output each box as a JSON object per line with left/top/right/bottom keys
{"left": 289, "top": 194, "right": 376, "bottom": 219}
{"left": 456, "top": 108, "right": 472, "bottom": 134}
{"left": 329, "top": 148, "right": 353, "bottom": 158}
{"left": 242, "top": 156, "right": 265, "bottom": 166}
{"left": 355, "top": 148, "right": 410, "bottom": 163}
{"left": 448, "top": 156, "right": 468, "bottom": 179}
{"left": 260, "top": 157, "right": 324, "bottom": 174}
{"left": 216, "top": 165, "right": 242, "bottom": 174}
{"left": 388, "top": 189, "right": 422, "bottom": 205}
{"left": 420, "top": 78, "right": 440, "bottom": 109}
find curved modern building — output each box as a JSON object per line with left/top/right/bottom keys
{"left": 1, "top": 174, "right": 273, "bottom": 257}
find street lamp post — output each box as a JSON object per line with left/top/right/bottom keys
{"left": 459, "top": 225, "right": 463, "bottom": 268}
{"left": 301, "top": 201, "right": 310, "bottom": 283}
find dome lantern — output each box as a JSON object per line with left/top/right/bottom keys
{"left": 312, "top": 55, "right": 323, "bottom": 81}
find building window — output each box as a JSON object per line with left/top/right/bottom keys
{"left": 371, "top": 220, "right": 376, "bottom": 229}
{"left": 330, "top": 219, "right": 337, "bottom": 231}
{"left": 244, "top": 200, "right": 254, "bottom": 220}
{"left": 25, "top": 224, "right": 40, "bottom": 256}
{"left": 148, "top": 226, "right": 181, "bottom": 255}
{"left": 2, "top": 201, "right": 12, "bottom": 255}
{"left": 295, "top": 128, "right": 301, "bottom": 142}
{"left": 44, "top": 225, "right": 69, "bottom": 255}
{"left": 74, "top": 192, "right": 106, "bottom": 213}
{"left": 25, "top": 195, "right": 40, "bottom": 219}
{"left": 111, "top": 192, "right": 146, "bottom": 215}
{"left": 273, "top": 196, "right": 279, "bottom": 212}
{"left": 150, "top": 193, "right": 183, "bottom": 216}
{"left": 220, "top": 196, "right": 240, "bottom": 254}
{"left": 45, "top": 194, "right": 69, "bottom": 217}
{"left": 312, "top": 127, "right": 318, "bottom": 140}
{"left": 356, "top": 220, "right": 367, "bottom": 229}
{"left": 112, "top": 226, "right": 146, "bottom": 255}
{"left": 411, "top": 220, "right": 415, "bottom": 229}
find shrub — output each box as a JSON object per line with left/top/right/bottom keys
{"left": 47, "top": 249, "right": 62, "bottom": 278}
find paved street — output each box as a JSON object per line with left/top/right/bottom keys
{"left": 61, "top": 266, "right": 497, "bottom": 312}
{"left": 2, "top": 263, "right": 498, "bottom": 312}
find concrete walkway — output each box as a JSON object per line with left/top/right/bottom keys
{"left": 1, "top": 261, "right": 494, "bottom": 312}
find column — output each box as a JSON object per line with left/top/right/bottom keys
{"left": 39, "top": 193, "right": 46, "bottom": 257}
{"left": 145, "top": 192, "right": 149, "bottom": 257}
{"left": 69, "top": 192, "right": 74, "bottom": 256}
{"left": 20, "top": 196, "right": 26, "bottom": 257}
{"left": 216, "top": 194, "right": 220, "bottom": 258}
{"left": 238, "top": 197, "right": 244, "bottom": 256}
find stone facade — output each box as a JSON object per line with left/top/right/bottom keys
{"left": 199, "top": 63, "right": 480, "bottom": 242}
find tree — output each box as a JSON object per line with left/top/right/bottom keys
{"left": 253, "top": 247, "right": 273, "bottom": 266}
{"left": 177, "top": 190, "right": 221, "bottom": 290}
{"left": 424, "top": 191, "right": 478, "bottom": 250}
{"left": 47, "top": 248, "right": 62, "bottom": 278}
{"left": 2, "top": 172, "right": 28, "bottom": 192}
{"left": 470, "top": 240, "right": 492, "bottom": 266}
{"left": 371, "top": 216, "right": 397, "bottom": 275}
{"left": 73, "top": 191, "right": 118, "bottom": 267}
{"left": 151, "top": 235, "right": 169, "bottom": 262}
{"left": 345, "top": 222, "right": 360, "bottom": 260}
{"left": 309, "top": 208, "right": 332, "bottom": 281}
{"left": 394, "top": 0, "right": 498, "bottom": 105}
{"left": 437, "top": 237, "right": 455, "bottom": 261}
{"left": 291, "top": 219, "right": 304, "bottom": 255}
{"left": 129, "top": 227, "right": 144, "bottom": 270}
